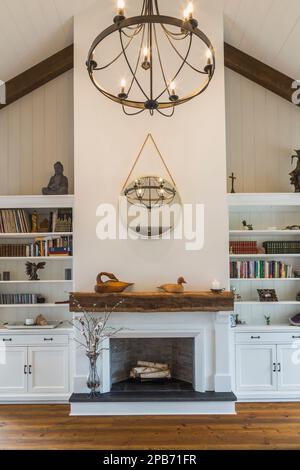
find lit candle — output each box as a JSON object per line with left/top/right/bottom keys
{"left": 206, "top": 49, "right": 212, "bottom": 66}
{"left": 117, "top": 0, "right": 125, "bottom": 16}
{"left": 143, "top": 47, "right": 149, "bottom": 62}
{"left": 212, "top": 280, "right": 221, "bottom": 290}
{"left": 120, "top": 78, "right": 126, "bottom": 94}
{"left": 183, "top": 2, "right": 193, "bottom": 20}
{"left": 170, "top": 81, "right": 176, "bottom": 95}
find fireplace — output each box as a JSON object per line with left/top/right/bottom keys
{"left": 110, "top": 337, "right": 195, "bottom": 391}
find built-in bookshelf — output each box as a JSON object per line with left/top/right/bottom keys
{"left": 228, "top": 193, "right": 300, "bottom": 326}
{"left": 0, "top": 196, "right": 73, "bottom": 324}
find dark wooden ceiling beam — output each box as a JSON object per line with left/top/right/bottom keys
{"left": 224, "top": 42, "right": 297, "bottom": 105}
{"left": 0, "top": 42, "right": 297, "bottom": 110}
{"left": 0, "top": 44, "right": 74, "bottom": 110}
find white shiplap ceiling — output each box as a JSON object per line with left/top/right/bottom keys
{"left": 0, "top": 0, "right": 300, "bottom": 82}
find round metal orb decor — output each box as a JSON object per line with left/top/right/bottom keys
{"left": 86, "top": 0, "right": 216, "bottom": 117}
{"left": 124, "top": 176, "right": 176, "bottom": 210}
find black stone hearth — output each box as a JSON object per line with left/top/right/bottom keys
{"left": 69, "top": 379, "right": 237, "bottom": 403}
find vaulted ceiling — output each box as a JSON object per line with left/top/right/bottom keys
{"left": 0, "top": 0, "right": 300, "bottom": 83}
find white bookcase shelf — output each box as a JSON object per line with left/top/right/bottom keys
{"left": 0, "top": 196, "right": 73, "bottom": 323}
{"left": 230, "top": 254, "right": 300, "bottom": 259}
{"left": 229, "top": 193, "right": 300, "bottom": 327}
{"left": 228, "top": 193, "right": 300, "bottom": 207}
{"left": 0, "top": 232, "right": 72, "bottom": 239}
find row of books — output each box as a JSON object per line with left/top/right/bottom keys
{"left": 0, "top": 294, "right": 41, "bottom": 305}
{"left": 0, "top": 210, "right": 30, "bottom": 233}
{"left": 263, "top": 241, "right": 300, "bottom": 254}
{"left": 0, "top": 236, "right": 73, "bottom": 257}
{"left": 230, "top": 261, "right": 294, "bottom": 279}
{"left": 0, "top": 209, "right": 72, "bottom": 234}
{"left": 229, "top": 241, "right": 257, "bottom": 254}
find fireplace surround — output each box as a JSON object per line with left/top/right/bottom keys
{"left": 70, "top": 292, "right": 236, "bottom": 415}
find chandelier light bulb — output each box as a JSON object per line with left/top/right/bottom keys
{"left": 117, "top": 0, "right": 125, "bottom": 11}
{"left": 115, "top": 0, "right": 125, "bottom": 22}
{"left": 184, "top": 2, "right": 194, "bottom": 20}
{"left": 206, "top": 49, "right": 212, "bottom": 65}
{"left": 170, "top": 81, "right": 176, "bottom": 93}
{"left": 143, "top": 47, "right": 149, "bottom": 60}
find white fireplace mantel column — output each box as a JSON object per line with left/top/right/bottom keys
{"left": 214, "top": 312, "right": 232, "bottom": 392}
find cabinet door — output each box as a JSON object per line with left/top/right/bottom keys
{"left": 277, "top": 344, "right": 300, "bottom": 391}
{"left": 0, "top": 347, "right": 27, "bottom": 394}
{"left": 236, "top": 344, "right": 277, "bottom": 392}
{"left": 28, "top": 347, "right": 69, "bottom": 395}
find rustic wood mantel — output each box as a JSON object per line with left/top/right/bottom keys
{"left": 69, "top": 291, "right": 234, "bottom": 313}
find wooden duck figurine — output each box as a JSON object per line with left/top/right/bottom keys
{"left": 95, "top": 272, "right": 134, "bottom": 294}
{"left": 158, "top": 277, "right": 187, "bottom": 294}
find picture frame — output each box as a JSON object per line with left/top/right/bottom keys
{"left": 257, "top": 289, "right": 278, "bottom": 302}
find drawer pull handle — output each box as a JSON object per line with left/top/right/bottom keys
{"left": 251, "top": 336, "right": 261, "bottom": 339}
{"left": 44, "top": 338, "right": 53, "bottom": 342}
{"left": 24, "top": 365, "right": 27, "bottom": 375}
{"left": 292, "top": 336, "right": 300, "bottom": 339}
{"left": 273, "top": 363, "right": 276, "bottom": 372}
{"left": 277, "top": 363, "right": 281, "bottom": 373}
{"left": 28, "top": 365, "right": 32, "bottom": 375}
{"left": 2, "top": 338, "right": 12, "bottom": 342}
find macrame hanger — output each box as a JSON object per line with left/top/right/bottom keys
{"left": 122, "top": 133, "right": 176, "bottom": 193}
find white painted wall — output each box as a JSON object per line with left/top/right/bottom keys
{"left": 0, "top": 71, "right": 74, "bottom": 195}
{"left": 74, "top": 0, "right": 229, "bottom": 292}
{"left": 225, "top": 68, "right": 300, "bottom": 193}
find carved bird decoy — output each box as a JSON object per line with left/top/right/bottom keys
{"left": 158, "top": 277, "right": 187, "bottom": 294}
{"left": 95, "top": 272, "right": 134, "bottom": 293}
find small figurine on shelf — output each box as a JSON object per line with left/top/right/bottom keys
{"left": 42, "top": 161, "right": 69, "bottom": 195}
{"left": 242, "top": 220, "right": 253, "bottom": 231}
{"left": 289, "top": 150, "right": 300, "bottom": 193}
{"left": 231, "top": 286, "right": 242, "bottom": 301}
{"left": 25, "top": 262, "right": 46, "bottom": 281}
{"left": 229, "top": 172, "right": 237, "bottom": 194}
{"left": 265, "top": 314, "right": 271, "bottom": 326}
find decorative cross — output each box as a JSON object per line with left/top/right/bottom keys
{"left": 229, "top": 172, "right": 237, "bottom": 194}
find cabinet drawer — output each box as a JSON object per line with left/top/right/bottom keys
{"left": 0, "top": 335, "right": 69, "bottom": 346}
{"left": 236, "top": 332, "right": 300, "bottom": 344}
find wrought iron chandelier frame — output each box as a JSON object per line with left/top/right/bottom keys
{"left": 86, "top": 0, "right": 216, "bottom": 117}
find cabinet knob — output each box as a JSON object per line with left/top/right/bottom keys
{"left": 277, "top": 363, "right": 281, "bottom": 373}
{"left": 44, "top": 338, "right": 53, "bottom": 342}
{"left": 273, "top": 363, "right": 276, "bottom": 372}
{"left": 251, "top": 336, "right": 261, "bottom": 340}
{"left": 24, "top": 365, "right": 27, "bottom": 375}
{"left": 28, "top": 365, "right": 32, "bottom": 375}
{"left": 2, "top": 338, "right": 12, "bottom": 342}
{"left": 292, "top": 336, "right": 300, "bottom": 339}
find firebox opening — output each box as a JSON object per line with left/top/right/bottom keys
{"left": 110, "top": 338, "right": 195, "bottom": 391}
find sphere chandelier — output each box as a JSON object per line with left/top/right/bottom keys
{"left": 86, "top": 0, "right": 216, "bottom": 117}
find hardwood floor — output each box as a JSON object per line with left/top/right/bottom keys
{"left": 0, "top": 403, "right": 300, "bottom": 450}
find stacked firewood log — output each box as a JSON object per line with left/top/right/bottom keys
{"left": 130, "top": 361, "right": 171, "bottom": 381}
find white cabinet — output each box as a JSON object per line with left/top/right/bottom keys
{"left": 28, "top": 347, "right": 69, "bottom": 395}
{"left": 0, "top": 333, "right": 71, "bottom": 402}
{"left": 236, "top": 344, "right": 277, "bottom": 392}
{"left": 0, "top": 347, "right": 27, "bottom": 394}
{"left": 235, "top": 331, "right": 300, "bottom": 399}
{"left": 277, "top": 345, "right": 300, "bottom": 391}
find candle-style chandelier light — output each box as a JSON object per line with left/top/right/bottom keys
{"left": 86, "top": 0, "right": 215, "bottom": 117}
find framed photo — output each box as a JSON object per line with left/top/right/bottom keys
{"left": 257, "top": 289, "right": 278, "bottom": 302}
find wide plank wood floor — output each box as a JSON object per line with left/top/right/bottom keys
{"left": 1, "top": 403, "right": 300, "bottom": 450}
